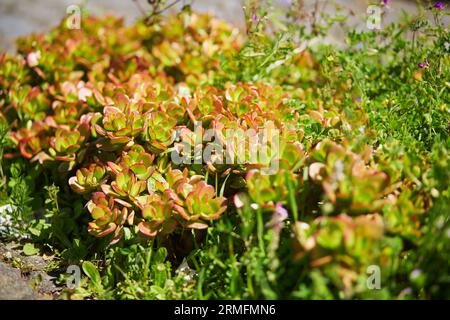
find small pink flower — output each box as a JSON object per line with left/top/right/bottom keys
{"left": 26, "top": 51, "right": 41, "bottom": 67}
{"left": 433, "top": 2, "right": 445, "bottom": 10}
{"left": 418, "top": 58, "right": 430, "bottom": 69}
{"left": 233, "top": 194, "right": 244, "bottom": 209}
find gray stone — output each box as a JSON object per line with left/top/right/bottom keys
{"left": 0, "top": 242, "right": 60, "bottom": 299}
{"left": 0, "top": 261, "right": 39, "bottom": 300}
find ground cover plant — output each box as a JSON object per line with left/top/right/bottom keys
{"left": 0, "top": 0, "right": 449, "bottom": 299}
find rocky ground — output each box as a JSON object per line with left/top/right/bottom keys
{"left": 0, "top": 242, "right": 60, "bottom": 299}
{"left": 0, "top": 262, "right": 38, "bottom": 299}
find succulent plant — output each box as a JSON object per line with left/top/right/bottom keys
{"left": 94, "top": 106, "right": 144, "bottom": 145}
{"left": 1, "top": 13, "right": 307, "bottom": 247}
{"left": 171, "top": 181, "right": 227, "bottom": 229}
{"left": 143, "top": 110, "right": 177, "bottom": 152}
{"left": 293, "top": 214, "right": 384, "bottom": 266}
{"left": 382, "top": 187, "right": 426, "bottom": 239}
{"left": 143, "top": 11, "right": 242, "bottom": 85}
{"left": 107, "top": 144, "right": 155, "bottom": 180}
{"left": 164, "top": 102, "right": 186, "bottom": 124}
{"left": 309, "top": 141, "right": 390, "bottom": 214}
{"left": 9, "top": 124, "right": 46, "bottom": 159}
{"left": 69, "top": 164, "right": 107, "bottom": 194}
{"left": 52, "top": 101, "right": 85, "bottom": 125}
{"left": 0, "top": 6, "right": 446, "bottom": 300}
{"left": 246, "top": 168, "right": 298, "bottom": 208}
{"left": 49, "top": 128, "right": 83, "bottom": 161}
{"left": 138, "top": 194, "right": 175, "bottom": 237}
{"left": 101, "top": 169, "right": 147, "bottom": 207}
{"left": 86, "top": 192, "right": 130, "bottom": 242}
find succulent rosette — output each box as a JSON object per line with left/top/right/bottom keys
{"left": 69, "top": 164, "right": 107, "bottom": 194}
{"left": 94, "top": 106, "right": 144, "bottom": 146}
{"left": 143, "top": 111, "right": 177, "bottom": 152}
{"left": 48, "top": 128, "right": 84, "bottom": 161}
{"left": 138, "top": 194, "right": 175, "bottom": 237}
{"left": 309, "top": 141, "right": 390, "bottom": 214}
{"left": 102, "top": 169, "right": 147, "bottom": 207}
{"left": 86, "top": 192, "right": 130, "bottom": 243}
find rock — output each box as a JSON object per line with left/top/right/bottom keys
{"left": 0, "top": 242, "right": 60, "bottom": 299}
{"left": 0, "top": 261, "right": 40, "bottom": 300}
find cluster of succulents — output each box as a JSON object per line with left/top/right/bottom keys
{"left": 293, "top": 213, "right": 385, "bottom": 266}
{"left": 0, "top": 13, "right": 240, "bottom": 242}
{"left": 0, "top": 10, "right": 442, "bottom": 298}
{"left": 308, "top": 140, "right": 391, "bottom": 214}
{"left": 0, "top": 13, "right": 420, "bottom": 235}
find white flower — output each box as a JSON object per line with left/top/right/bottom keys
{"left": 334, "top": 159, "right": 345, "bottom": 181}
{"left": 435, "top": 216, "right": 445, "bottom": 229}
{"left": 175, "top": 259, "right": 198, "bottom": 281}
{"left": 26, "top": 51, "right": 41, "bottom": 67}
{"left": 233, "top": 194, "right": 244, "bottom": 209}
{"left": 410, "top": 269, "right": 422, "bottom": 280}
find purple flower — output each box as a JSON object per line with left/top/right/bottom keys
{"left": 267, "top": 202, "right": 288, "bottom": 234}
{"left": 274, "top": 202, "right": 288, "bottom": 221}
{"left": 433, "top": 2, "right": 445, "bottom": 10}
{"left": 418, "top": 58, "right": 430, "bottom": 69}
{"left": 383, "top": 0, "right": 390, "bottom": 5}
{"left": 252, "top": 14, "right": 258, "bottom": 22}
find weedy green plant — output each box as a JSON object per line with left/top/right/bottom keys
{"left": 0, "top": 1, "right": 448, "bottom": 300}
